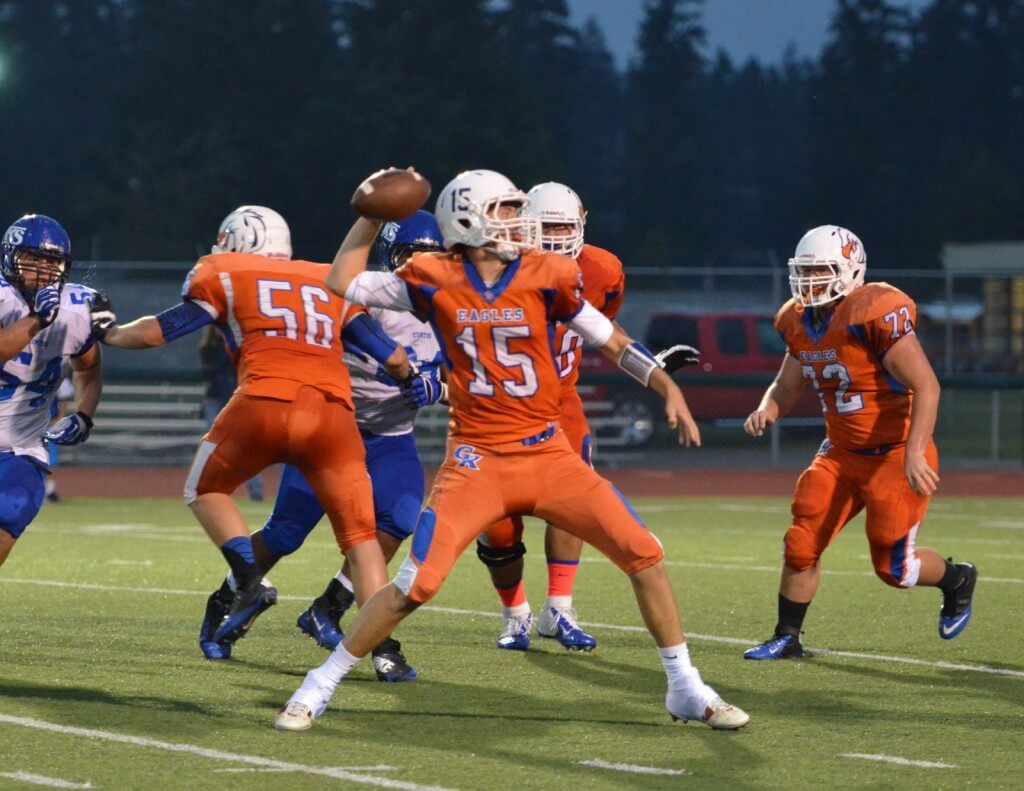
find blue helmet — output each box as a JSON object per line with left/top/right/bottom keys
{"left": 1, "top": 214, "right": 72, "bottom": 298}
{"left": 369, "top": 210, "right": 444, "bottom": 272}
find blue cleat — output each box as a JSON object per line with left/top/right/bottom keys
{"left": 296, "top": 596, "right": 344, "bottom": 650}
{"left": 212, "top": 578, "right": 277, "bottom": 644}
{"left": 535, "top": 607, "right": 597, "bottom": 651}
{"left": 743, "top": 632, "right": 808, "bottom": 660}
{"left": 496, "top": 612, "right": 532, "bottom": 651}
{"left": 372, "top": 638, "right": 417, "bottom": 682}
{"left": 938, "top": 561, "right": 977, "bottom": 640}
{"left": 199, "top": 589, "right": 233, "bottom": 660}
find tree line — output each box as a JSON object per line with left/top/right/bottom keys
{"left": 1, "top": 0, "right": 1020, "bottom": 269}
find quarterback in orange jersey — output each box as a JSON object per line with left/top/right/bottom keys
{"left": 742, "top": 225, "right": 977, "bottom": 661}
{"left": 478, "top": 181, "right": 626, "bottom": 652}
{"left": 276, "top": 169, "right": 749, "bottom": 732}
{"left": 90, "top": 206, "right": 409, "bottom": 647}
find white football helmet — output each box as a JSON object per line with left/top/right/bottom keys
{"left": 787, "top": 225, "right": 866, "bottom": 307}
{"left": 524, "top": 182, "right": 586, "bottom": 259}
{"left": 434, "top": 170, "right": 540, "bottom": 261}
{"left": 212, "top": 205, "right": 292, "bottom": 259}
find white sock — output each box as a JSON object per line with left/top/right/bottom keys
{"left": 502, "top": 602, "right": 531, "bottom": 619}
{"left": 320, "top": 641, "right": 362, "bottom": 683}
{"left": 545, "top": 595, "right": 572, "bottom": 610}
{"left": 44, "top": 479, "right": 57, "bottom": 496}
{"left": 225, "top": 571, "right": 238, "bottom": 593}
{"left": 334, "top": 570, "right": 354, "bottom": 593}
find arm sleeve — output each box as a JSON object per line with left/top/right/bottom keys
{"left": 861, "top": 293, "right": 918, "bottom": 358}
{"left": 341, "top": 312, "right": 400, "bottom": 364}
{"left": 344, "top": 271, "right": 415, "bottom": 312}
{"left": 156, "top": 301, "right": 216, "bottom": 342}
{"left": 567, "top": 301, "right": 615, "bottom": 348}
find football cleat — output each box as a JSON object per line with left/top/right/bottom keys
{"left": 535, "top": 606, "right": 597, "bottom": 651}
{"left": 496, "top": 612, "right": 533, "bottom": 651}
{"left": 213, "top": 578, "right": 277, "bottom": 644}
{"left": 667, "top": 688, "right": 750, "bottom": 730}
{"left": 297, "top": 596, "right": 344, "bottom": 650}
{"left": 742, "top": 632, "right": 808, "bottom": 660}
{"left": 938, "top": 561, "right": 977, "bottom": 640}
{"left": 274, "top": 668, "right": 338, "bottom": 731}
{"left": 199, "top": 589, "right": 233, "bottom": 660}
{"left": 372, "top": 638, "right": 417, "bottom": 682}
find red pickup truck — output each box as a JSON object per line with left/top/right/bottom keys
{"left": 578, "top": 311, "right": 820, "bottom": 446}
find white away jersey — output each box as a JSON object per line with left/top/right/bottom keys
{"left": 344, "top": 308, "right": 440, "bottom": 436}
{"left": 0, "top": 280, "right": 96, "bottom": 464}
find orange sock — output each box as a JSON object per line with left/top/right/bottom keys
{"left": 496, "top": 579, "right": 526, "bottom": 609}
{"left": 546, "top": 560, "right": 578, "bottom": 599}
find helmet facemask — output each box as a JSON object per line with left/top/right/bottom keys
{"left": 11, "top": 251, "right": 69, "bottom": 299}
{"left": 462, "top": 195, "right": 540, "bottom": 261}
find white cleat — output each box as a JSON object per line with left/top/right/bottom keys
{"left": 275, "top": 701, "right": 315, "bottom": 731}
{"left": 666, "top": 688, "right": 750, "bottom": 730}
{"left": 274, "top": 669, "right": 337, "bottom": 731}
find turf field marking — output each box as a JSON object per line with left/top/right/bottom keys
{"left": 0, "top": 715, "right": 451, "bottom": 790}
{"left": 214, "top": 765, "right": 398, "bottom": 774}
{"left": 838, "top": 753, "right": 957, "bottom": 769}
{"left": 0, "top": 772, "right": 93, "bottom": 789}
{"left": 578, "top": 759, "right": 687, "bottom": 776}
{"left": 3, "top": 579, "right": 1023, "bottom": 680}
{"left": 979, "top": 520, "right": 1024, "bottom": 529}
{"left": 108, "top": 559, "right": 153, "bottom": 567}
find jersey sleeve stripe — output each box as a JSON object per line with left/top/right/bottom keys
{"left": 216, "top": 272, "right": 243, "bottom": 347}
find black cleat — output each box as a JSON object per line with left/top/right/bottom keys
{"left": 199, "top": 589, "right": 234, "bottom": 660}
{"left": 938, "top": 561, "right": 977, "bottom": 640}
{"left": 372, "top": 638, "right": 417, "bottom": 682}
{"left": 212, "top": 578, "right": 277, "bottom": 644}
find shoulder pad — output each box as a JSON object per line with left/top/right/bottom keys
{"left": 843, "top": 282, "right": 914, "bottom": 324}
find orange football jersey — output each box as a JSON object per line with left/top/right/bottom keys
{"left": 184, "top": 252, "right": 361, "bottom": 404}
{"left": 775, "top": 282, "right": 918, "bottom": 450}
{"left": 552, "top": 243, "right": 625, "bottom": 392}
{"left": 397, "top": 249, "right": 585, "bottom": 445}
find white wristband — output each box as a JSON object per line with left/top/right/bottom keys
{"left": 618, "top": 342, "right": 659, "bottom": 386}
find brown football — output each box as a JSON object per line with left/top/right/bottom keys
{"left": 350, "top": 168, "right": 431, "bottom": 221}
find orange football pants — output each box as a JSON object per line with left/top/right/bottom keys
{"left": 396, "top": 430, "right": 662, "bottom": 604}
{"left": 785, "top": 440, "right": 939, "bottom": 587}
{"left": 185, "top": 386, "right": 376, "bottom": 552}
{"left": 481, "top": 392, "right": 592, "bottom": 550}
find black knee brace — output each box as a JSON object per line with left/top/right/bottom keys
{"left": 476, "top": 540, "right": 526, "bottom": 568}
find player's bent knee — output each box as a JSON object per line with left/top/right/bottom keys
{"left": 261, "top": 519, "right": 315, "bottom": 557}
{"left": 475, "top": 539, "right": 526, "bottom": 568}
{"left": 783, "top": 527, "right": 819, "bottom": 572}
{"left": 0, "top": 486, "right": 38, "bottom": 538}
{"left": 872, "top": 537, "right": 921, "bottom": 589}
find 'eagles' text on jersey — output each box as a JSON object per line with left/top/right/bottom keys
{"left": 775, "top": 282, "right": 917, "bottom": 450}
{"left": 0, "top": 280, "right": 95, "bottom": 464}
{"left": 184, "top": 253, "right": 360, "bottom": 405}
{"left": 398, "top": 250, "right": 584, "bottom": 445}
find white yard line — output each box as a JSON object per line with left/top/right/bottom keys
{"left": 0, "top": 715, "right": 452, "bottom": 791}
{"left": 839, "top": 753, "right": 958, "bottom": 769}
{"left": 0, "top": 772, "right": 93, "bottom": 789}
{"left": 213, "top": 765, "right": 398, "bottom": 774}
{"left": 578, "top": 759, "right": 687, "bottom": 776}
{"left": 3, "top": 578, "right": 1023, "bottom": 680}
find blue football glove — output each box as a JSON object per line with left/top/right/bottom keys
{"left": 44, "top": 411, "right": 94, "bottom": 445}
{"left": 655, "top": 344, "right": 701, "bottom": 374}
{"left": 32, "top": 284, "right": 62, "bottom": 328}
{"left": 400, "top": 366, "right": 443, "bottom": 409}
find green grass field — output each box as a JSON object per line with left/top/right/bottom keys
{"left": 1, "top": 496, "right": 1022, "bottom": 789}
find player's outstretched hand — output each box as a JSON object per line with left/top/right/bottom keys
{"left": 665, "top": 389, "right": 701, "bottom": 447}
{"left": 45, "top": 411, "right": 94, "bottom": 445}
{"left": 32, "top": 284, "right": 62, "bottom": 329}
{"left": 744, "top": 407, "right": 777, "bottom": 437}
{"left": 904, "top": 450, "right": 939, "bottom": 496}
{"left": 655, "top": 344, "right": 700, "bottom": 374}
{"left": 400, "top": 366, "right": 443, "bottom": 409}
{"left": 89, "top": 292, "right": 117, "bottom": 341}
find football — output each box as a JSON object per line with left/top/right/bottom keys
{"left": 350, "top": 168, "right": 431, "bottom": 221}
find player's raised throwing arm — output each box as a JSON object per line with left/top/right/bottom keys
{"left": 744, "top": 352, "right": 806, "bottom": 437}
{"left": 567, "top": 303, "right": 701, "bottom": 447}
{"left": 326, "top": 218, "right": 383, "bottom": 298}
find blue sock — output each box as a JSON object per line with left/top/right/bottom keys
{"left": 221, "top": 536, "right": 257, "bottom": 584}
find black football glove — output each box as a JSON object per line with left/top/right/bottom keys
{"left": 655, "top": 344, "right": 701, "bottom": 374}
{"left": 89, "top": 292, "right": 117, "bottom": 341}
